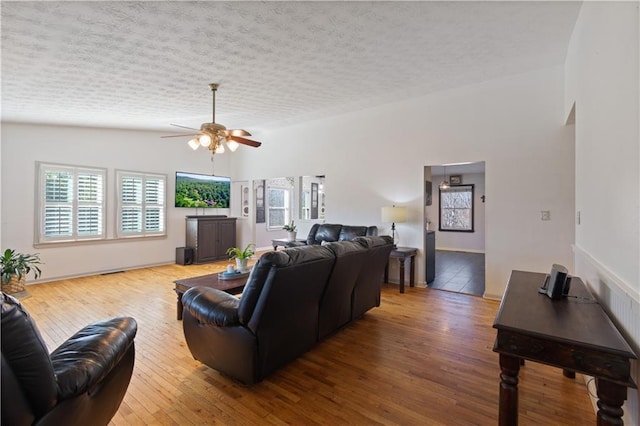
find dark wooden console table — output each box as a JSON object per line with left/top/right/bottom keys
{"left": 493, "top": 270, "right": 637, "bottom": 425}
{"left": 384, "top": 247, "right": 418, "bottom": 293}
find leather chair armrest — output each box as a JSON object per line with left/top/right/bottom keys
{"left": 50, "top": 317, "right": 137, "bottom": 400}
{"left": 182, "top": 287, "right": 240, "bottom": 327}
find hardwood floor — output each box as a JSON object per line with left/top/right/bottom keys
{"left": 17, "top": 259, "right": 596, "bottom": 425}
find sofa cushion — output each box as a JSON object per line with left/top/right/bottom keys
{"left": 238, "top": 245, "right": 335, "bottom": 325}
{"left": 339, "top": 225, "right": 367, "bottom": 241}
{"left": 313, "top": 224, "right": 342, "bottom": 244}
{"left": 319, "top": 241, "right": 369, "bottom": 339}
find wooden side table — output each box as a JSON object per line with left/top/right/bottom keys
{"left": 384, "top": 247, "right": 418, "bottom": 293}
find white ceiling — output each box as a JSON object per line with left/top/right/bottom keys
{"left": 1, "top": 1, "right": 582, "bottom": 134}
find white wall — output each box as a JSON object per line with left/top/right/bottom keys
{"left": 1, "top": 66, "right": 578, "bottom": 301}
{"left": 427, "top": 171, "right": 486, "bottom": 253}
{"left": 1, "top": 123, "right": 231, "bottom": 281}
{"left": 230, "top": 66, "right": 576, "bottom": 298}
{"left": 565, "top": 2, "right": 639, "bottom": 424}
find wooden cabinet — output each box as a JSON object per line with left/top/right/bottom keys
{"left": 185, "top": 216, "right": 236, "bottom": 264}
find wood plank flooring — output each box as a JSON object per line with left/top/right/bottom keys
{"left": 17, "top": 259, "right": 596, "bottom": 425}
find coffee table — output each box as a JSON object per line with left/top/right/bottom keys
{"left": 173, "top": 273, "right": 249, "bottom": 320}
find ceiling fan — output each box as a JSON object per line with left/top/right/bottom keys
{"left": 162, "top": 83, "right": 261, "bottom": 155}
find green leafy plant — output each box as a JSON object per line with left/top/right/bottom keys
{"left": 226, "top": 243, "right": 256, "bottom": 261}
{"left": 1, "top": 249, "right": 43, "bottom": 284}
{"left": 283, "top": 221, "right": 297, "bottom": 232}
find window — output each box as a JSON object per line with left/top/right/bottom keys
{"left": 266, "top": 177, "right": 294, "bottom": 229}
{"left": 116, "top": 170, "right": 166, "bottom": 237}
{"left": 267, "top": 187, "right": 290, "bottom": 228}
{"left": 37, "top": 163, "right": 106, "bottom": 243}
{"left": 439, "top": 184, "right": 474, "bottom": 232}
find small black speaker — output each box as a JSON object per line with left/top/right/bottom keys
{"left": 176, "top": 247, "right": 193, "bottom": 265}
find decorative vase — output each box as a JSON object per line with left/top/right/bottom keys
{"left": 287, "top": 231, "right": 297, "bottom": 241}
{"left": 236, "top": 258, "right": 248, "bottom": 273}
{"left": 1, "top": 276, "right": 25, "bottom": 294}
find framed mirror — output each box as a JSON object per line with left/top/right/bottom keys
{"left": 300, "top": 175, "right": 325, "bottom": 220}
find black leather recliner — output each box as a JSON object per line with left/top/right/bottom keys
{"left": 182, "top": 236, "right": 394, "bottom": 384}
{"left": 1, "top": 292, "right": 137, "bottom": 426}
{"left": 287, "top": 223, "right": 378, "bottom": 247}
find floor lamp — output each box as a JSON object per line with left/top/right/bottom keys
{"left": 381, "top": 205, "right": 407, "bottom": 247}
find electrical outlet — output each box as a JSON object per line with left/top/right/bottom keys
{"left": 541, "top": 210, "right": 551, "bottom": 221}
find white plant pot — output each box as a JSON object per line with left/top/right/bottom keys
{"left": 287, "top": 231, "right": 297, "bottom": 241}
{"left": 236, "top": 258, "right": 249, "bottom": 272}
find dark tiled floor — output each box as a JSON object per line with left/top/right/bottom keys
{"left": 428, "top": 250, "right": 485, "bottom": 296}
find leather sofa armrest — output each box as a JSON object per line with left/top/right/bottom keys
{"left": 285, "top": 241, "right": 307, "bottom": 248}
{"left": 182, "top": 287, "right": 241, "bottom": 327}
{"left": 50, "top": 317, "right": 137, "bottom": 400}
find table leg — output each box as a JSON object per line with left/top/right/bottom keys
{"left": 499, "top": 354, "right": 520, "bottom": 426}
{"left": 399, "top": 257, "right": 406, "bottom": 293}
{"left": 596, "top": 378, "right": 627, "bottom": 426}
{"left": 409, "top": 255, "right": 415, "bottom": 287}
{"left": 175, "top": 291, "right": 184, "bottom": 320}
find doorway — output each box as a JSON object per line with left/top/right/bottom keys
{"left": 424, "top": 162, "right": 486, "bottom": 296}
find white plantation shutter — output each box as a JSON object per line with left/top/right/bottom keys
{"left": 77, "top": 173, "right": 103, "bottom": 235}
{"left": 120, "top": 177, "right": 143, "bottom": 233}
{"left": 117, "top": 171, "right": 166, "bottom": 237}
{"left": 144, "top": 177, "right": 164, "bottom": 232}
{"left": 38, "top": 163, "right": 106, "bottom": 243}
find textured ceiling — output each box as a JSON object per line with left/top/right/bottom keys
{"left": 1, "top": 1, "right": 581, "bottom": 133}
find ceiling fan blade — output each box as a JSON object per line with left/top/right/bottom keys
{"left": 160, "top": 133, "right": 201, "bottom": 138}
{"left": 228, "top": 135, "right": 262, "bottom": 148}
{"left": 170, "top": 123, "right": 200, "bottom": 131}
{"left": 225, "top": 129, "right": 252, "bottom": 137}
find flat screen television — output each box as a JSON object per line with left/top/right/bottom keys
{"left": 175, "top": 172, "right": 231, "bottom": 208}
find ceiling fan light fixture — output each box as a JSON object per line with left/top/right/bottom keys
{"left": 439, "top": 165, "right": 449, "bottom": 189}
{"left": 199, "top": 134, "right": 212, "bottom": 147}
{"left": 226, "top": 139, "right": 239, "bottom": 152}
{"left": 187, "top": 138, "right": 200, "bottom": 150}
{"left": 163, "top": 83, "right": 262, "bottom": 155}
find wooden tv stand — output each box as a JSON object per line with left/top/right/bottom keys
{"left": 493, "top": 270, "right": 637, "bottom": 425}
{"left": 185, "top": 215, "right": 236, "bottom": 263}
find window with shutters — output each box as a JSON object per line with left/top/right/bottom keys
{"left": 116, "top": 170, "right": 166, "bottom": 238}
{"left": 37, "top": 163, "right": 106, "bottom": 243}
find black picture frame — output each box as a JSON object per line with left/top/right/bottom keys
{"left": 311, "top": 182, "right": 319, "bottom": 219}
{"left": 255, "top": 180, "right": 265, "bottom": 223}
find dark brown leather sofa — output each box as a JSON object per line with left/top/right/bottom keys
{"left": 1, "top": 293, "right": 137, "bottom": 426}
{"left": 286, "top": 223, "right": 378, "bottom": 247}
{"left": 181, "top": 235, "right": 393, "bottom": 384}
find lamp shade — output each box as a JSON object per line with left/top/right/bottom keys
{"left": 381, "top": 206, "right": 407, "bottom": 223}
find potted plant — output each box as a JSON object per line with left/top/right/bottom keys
{"left": 1, "top": 249, "right": 43, "bottom": 294}
{"left": 283, "top": 221, "right": 297, "bottom": 241}
{"left": 226, "top": 243, "right": 256, "bottom": 272}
